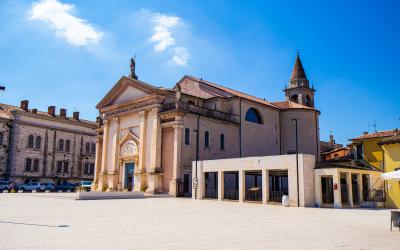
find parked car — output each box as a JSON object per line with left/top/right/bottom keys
{"left": 19, "top": 182, "right": 46, "bottom": 192}
{"left": 79, "top": 181, "right": 92, "bottom": 191}
{"left": 55, "top": 183, "right": 76, "bottom": 192}
{"left": 42, "top": 182, "right": 55, "bottom": 191}
{"left": 0, "top": 180, "right": 11, "bottom": 191}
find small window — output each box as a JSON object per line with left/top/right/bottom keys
{"left": 85, "top": 143, "right": 90, "bottom": 154}
{"left": 204, "top": 131, "right": 210, "bottom": 148}
{"left": 220, "top": 134, "right": 225, "bottom": 150}
{"left": 84, "top": 162, "right": 89, "bottom": 174}
{"left": 58, "top": 139, "right": 64, "bottom": 151}
{"left": 65, "top": 140, "right": 71, "bottom": 153}
{"left": 0, "top": 132, "right": 3, "bottom": 146}
{"left": 35, "top": 136, "right": 41, "bottom": 149}
{"left": 28, "top": 135, "right": 34, "bottom": 148}
{"left": 184, "top": 128, "right": 190, "bottom": 145}
{"left": 291, "top": 95, "right": 299, "bottom": 103}
{"left": 91, "top": 143, "right": 96, "bottom": 155}
{"left": 188, "top": 100, "right": 195, "bottom": 105}
{"left": 245, "top": 108, "right": 263, "bottom": 124}
{"left": 306, "top": 95, "right": 312, "bottom": 107}
{"left": 56, "top": 161, "right": 63, "bottom": 173}
{"left": 33, "top": 159, "right": 39, "bottom": 172}
{"left": 90, "top": 163, "right": 95, "bottom": 175}
{"left": 63, "top": 161, "right": 69, "bottom": 173}
{"left": 25, "top": 158, "right": 32, "bottom": 171}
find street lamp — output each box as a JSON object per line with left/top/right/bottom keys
{"left": 292, "top": 118, "right": 300, "bottom": 207}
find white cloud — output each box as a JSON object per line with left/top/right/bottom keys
{"left": 149, "top": 14, "right": 180, "bottom": 52}
{"left": 170, "top": 47, "right": 189, "bottom": 66}
{"left": 29, "top": 0, "right": 102, "bottom": 47}
{"left": 144, "top": 11, "right": 189, "bottom": 66}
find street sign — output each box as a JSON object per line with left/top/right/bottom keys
{"left": 193, "top": 178, "right": 198, "bottom": 189}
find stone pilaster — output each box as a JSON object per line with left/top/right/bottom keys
{"left": 146, "top": 108, "right": 163, "bottom": 194}
{"left": 108, "top": 117, "right": 120, "bottom": 191}
{"left": 134, "top": 111, "right": 147, "bottom": 192}
{"left": 91, "top": 138, "right": 102, "bottom": 191}
{"left": 169, "top": 117, "right": 183, "bottom": 196}
{"left": 97, "top": 119, "right": 109, "bottom": 191}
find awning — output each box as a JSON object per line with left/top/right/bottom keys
{"left": 381, "top": 170, "right": 400, "bottom": 181}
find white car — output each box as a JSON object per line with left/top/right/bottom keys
{"left": 18, "top": 182, "right": 46, "bottom": 192}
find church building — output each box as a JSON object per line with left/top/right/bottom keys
{"left": 92, "top": 55, "right": 320, "bottom": 196}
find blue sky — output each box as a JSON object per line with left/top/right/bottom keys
{"left": 0, "top": 0, "right": 399, "bottom": 144}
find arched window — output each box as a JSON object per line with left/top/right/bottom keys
{"left": 291, "top": 94, "right": 299, "bottom": 103}
{"left": 65, "top": 140, "right": 70, "bottom": 152}
{"left": 245, "top": 108, "right": 263, "bottom": 124}
{"left": 85, "top": 142, "right": 90, "bottom": 154}
{"left": 25, "top": 158, "right": 32, "bottom": 171}
{"left": 33, "top": 159, "right": 39, "bottom": 172}
{"left": 184, "top": 128, "right": 190, "bottom": 145}
{"left": 91, "top": 143, "right": 96, "bottom": 155}
{"left": 0, "top": 132, "right": 3, "bottom": 146}
{"left": 220, "top": 134, "right": 225, "bottom": 150}
{"left": 84, "top": 162, "right": 89, "bottom": 174}
{"left": 58, "top": 139, "right": 64, "bottom": 151}
{"left": 306, "top": 95, "right": 312, "bottom": 107}
{"left": 35, "top": 136, "right": 41, "bottom": 149}
{"left": 63, "top": 161, "right": 69, "bottom": 173}
{"left": 204, "top": 131, "right": 210, "bottom": 148}
{"left": 28, "top": 135, "right": 34, "bottom": 148}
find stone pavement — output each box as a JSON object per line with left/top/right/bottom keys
{"left": 0, "top": 193, "right": 398, "bottom": 250}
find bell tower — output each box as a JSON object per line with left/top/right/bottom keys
{"left": 284, "top": 54, "right": 315, "bottom": 107}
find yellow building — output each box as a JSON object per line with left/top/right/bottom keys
{"left": 379, "top": 135, "right": 400, "bottom": 208}
{"left": 350, "top": 129, "right": 400, "bottom": 208}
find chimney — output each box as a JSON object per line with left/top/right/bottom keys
{"left": 73, "top": 111, "right": 80, "bottom": 120}
{"left": 31, "top": 109, "right": 38, "bottom": 114}
{"left": 363, "top": 131, "right": 369, "bottom": 135}
{"left": 60, "top": 108, "right": 67, "bottom": 118}
{"left": 20, "top": 100, "right": 29, "bottom": 111}
{"left": 329, "top": 134, "right": 334, "bottom": 145}
{"left": 48, "top": 106, "right": 56, "bottom": 116}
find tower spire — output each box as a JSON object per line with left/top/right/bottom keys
{"left": 290, "top": 54, "right": 308, "bottom": 82}
{"left": 283, "top": 53, "right": 315, "bottom": 108}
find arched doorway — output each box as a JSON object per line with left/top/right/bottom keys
{"left": 120, "top": 139, "right": 139, "bottom": 191}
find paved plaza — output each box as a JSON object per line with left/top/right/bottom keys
{"left": 0, "top": 193, "right": 398, "bottom": 250}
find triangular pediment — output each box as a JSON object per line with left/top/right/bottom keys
{"left": 96, "top": 76, "right": 168, "bottom": 109}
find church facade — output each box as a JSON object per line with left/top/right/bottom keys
{"left": 92, "top": 55, "right": 320, "bottom": 196}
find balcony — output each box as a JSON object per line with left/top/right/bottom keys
{"left": 161, "top": 101, "right": 239, "bottom": 123}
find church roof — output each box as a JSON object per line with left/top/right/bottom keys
{"left": 181, "top": 75, "right": 280, "bottom": 109}
{"left": 271, "top": 100, "right": 314, "bottom": 110}
{"left": 290, "top": 55, "right": 308, "bottom": 80}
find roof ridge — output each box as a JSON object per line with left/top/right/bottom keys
{"left": 185, "top": 75, "right": 279, "bottom": 108}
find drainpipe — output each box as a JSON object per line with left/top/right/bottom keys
{"left": 239, "top": 98, "right": 242, "bottom": 158}
{"left": 193, "top": 115, "right": 200, "bottom": 199}
{"left": 292, "top": 118, "right": 300, "bottom": 207}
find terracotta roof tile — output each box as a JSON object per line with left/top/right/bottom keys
{"left": 351, "top": 129, "right": 399, "bottom": 140}
{"left": 271, "top": 100, "right": 314, "bottom": 110}
{"left": 0, "top": 103, "right": 97, "bottom": 127}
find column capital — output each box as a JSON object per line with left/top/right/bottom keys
{"left": 173, "top": 124, "right": 184, "bottom": 129}
{"left": 150, "top": 107, "right": 159, "bottom": 115}
{"left": 139, "top": 110, "right": 147, "bottom": 119}
{"left": 95, "top": 138, "right": 102, "bottom": 143}
{"left": 112, "top": 116, "right": 120, "bottom": 124}
{"left": 103, "top": 119, "right": 110, "bottom": 125}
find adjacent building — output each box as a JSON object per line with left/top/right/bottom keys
{"left": 379, "top": 133, "right": 400, "bottom": 208}
{"left": 0, "top": 101, "right": 98, "bottom": 185}
{"left": 93, "top": 55, "right": 320, "bottom": 197}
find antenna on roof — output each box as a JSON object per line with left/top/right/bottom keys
{"left": 368, "top": 121, "right": 377, "bottom": 133}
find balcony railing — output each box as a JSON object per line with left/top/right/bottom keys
{"left": 161, "top": 102, "right": 239, "bottom": 123}
{"left": 363, "top": 189, "right": 385, "bottom": 202}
